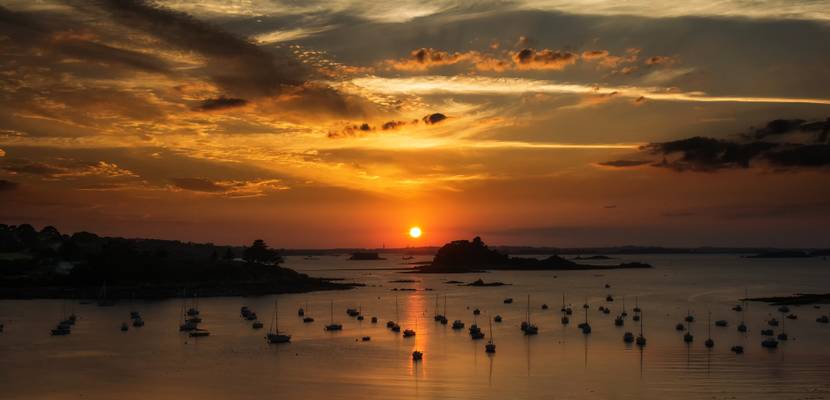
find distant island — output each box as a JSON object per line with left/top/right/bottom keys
{"left": 743, "top": 250, "right": 819, "bottom": 258}
{"left": 414, "top": 237, "right": 653, "bottom": 273}
{"left": 574, "top": 255, "right": 615, "bottom": 260}
{"left": 0, "top": 224, "right": 355, "bottom": 299}
{"left": 348, "top": 252, "right": 385, "bottom": 260}
{"left": 744, "top": 293, "right": 830, "bottom": 305}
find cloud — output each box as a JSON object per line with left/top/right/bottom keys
{"left": 85, "top": 0, "right": 308, "bottom": 98}
{"left": 644, "top": 55, "right": 677, "bottom": 66}
{"left": 597, "top": 159, "right": 651, "bottom": 168}
{"left": 0, "top": 179, "right": 19, "bottom": 192}
{"left": 600, "top": 117, "right": 830, "bottom": 171}
{"left": 512, "top": 48, "right": 578, "bottom": 70}
{"left": 422, "top": 113, "right": 447, "bottom": 124}
{"left": 2, "top": 159, "right": 138, "bottom": 179}
{"left": 384, "top": 48, "right": 509, "bottom": 72}
{"left": 169, "top": 177, "right": 288, "bottom": 196}
{"left": 196, "top": 96, "right": 249, "bottom": 111}
{"left": 750, "top": 118, "right": 830, "bottom": 141}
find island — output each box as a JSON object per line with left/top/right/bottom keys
{"left": 465, "top": 279, "right": 509, "bottom": 287}
{"left": 744, "top": 293, "right": 830, "bottom": 305}
{"left": 0, "top": 223, "right": 356, "bottom": 299}
{"left": 574, "top": 255, "right": 615, "bottom": 260}
{"left": 348, "top": 252, "right": 385, "bottom": 260}
{"left": 414, "top": 237, "right": 653, "bottom": 273}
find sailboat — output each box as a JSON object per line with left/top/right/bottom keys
{"left": 777, "top": 312, "right": 789, "bottom": 341}
{"left": 390, "top": 296, "right": 401, "bottom": 332}
{"left": 485, "top": 316, "right": 496, "bottom": 353}
{"left": 267, "top": 299, "right": 291, "bottom": 343}
{"left": 579, "top": 306, "right": 591, "bottom": 334}
{"left": 97, "top": 281, "right": 115, "bottom": 307}
{"left": 324, "top": 300, "right": 343, "bottom": 331}
{"left": 521, "top": 295, "right": 538, "bottom": 335}
{"left": 469, "top": 314, "right": 485, "bottom": 339}
{"left": 120, "top": 322, "right": 129, "bottom": 331}
{"left": 403, "top": 315, "right": 416, "bottom": 337}
{"left": 439, "top": 296, "right": 449, "bottom": 325}
{"left": 737, "top": 289, "right": 748, "bottom": 332}
{"left": 635, "top": 311, "right": 646, "bottom": 346}
{"left": 621, "top": 296, "right": 628, "bottom": 317}
{"left": 633, "top": 296, "right": 641, "bottom": 313}
{"left": 705, "top": 311, "right": 714, "bottom": 348}
{"left": 683, "top": 320, "right": 694, "bottom": 343}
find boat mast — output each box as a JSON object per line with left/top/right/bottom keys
{"left": 330, "top": 300, "right": 334, "bottom": 325}
{"left": 395, "top": 295, "right": 399, "bottom": 322}
{"left": 443, "top": 295, "right": 447, "bottom": 316}
{"left": 275, "top": 299, "right": 280, "bottom": 334}
{"left": 526, "top": 294, "right": 530, "bottom": 324}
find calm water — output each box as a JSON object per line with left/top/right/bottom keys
{"left": 1, "top": 254, "right": 829, "bottom": 399}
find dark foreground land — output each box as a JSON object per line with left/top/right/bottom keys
{"left": 0, "top": 224, "right": 355, "bottom": 300}
{"left": 413, "top": 237, "right": 653, "bottom": 273}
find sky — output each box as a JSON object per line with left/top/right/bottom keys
{"left": 0, "top": 0, "right": 829, "bottom": 248}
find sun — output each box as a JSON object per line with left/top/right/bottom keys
{"left": 409, "top": 226, "right": 422, "bottom": 239}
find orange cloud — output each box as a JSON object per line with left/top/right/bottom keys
{"left": 512, "top": 48, "right": 579, "bottom": 70}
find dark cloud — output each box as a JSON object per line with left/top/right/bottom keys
{"left": 513, "top": 48, "right": 578, "bottom": 70}
{"left": 600, "top": 117, "right": 830, "bottom": 172}
{"left": 83, "top": 0, "right": 308, "bottom": 98}
{"left": 423, "top": 113, "right": 447, "bottom": 124}
{"left": 0, "top": 5, "right": 170, "bottom": 74}
{"left": 169, "top": 177, "right": 225, "bottom": 192}
{"left": 597, "top": 160, "right": 651, "bottom": 168}
{"left": 3, "top": 161, "right": 64, "bottom": 176}
{"left": 0, "top": 179, "right": 19, "bottom": 192}
{"left": 196, "top": 96, "right": 249, "bottom": 111}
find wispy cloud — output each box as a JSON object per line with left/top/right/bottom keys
{"left": 345, "top": 76, "right": 830, "bottom": 106}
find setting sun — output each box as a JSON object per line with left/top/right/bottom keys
{"left": 409, "top": 226, "right": 422, "bottom": 238}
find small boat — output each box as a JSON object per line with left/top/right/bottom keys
{"left": 675, "top": 323, "right": 685, "bottom": 331}
{"left": 371, "top": 316, "right": 378, "bottom": 323}
{"left": 684, "top": 312, "right": 694, "bottom": 323}
{"left": 777, "top": 306, "right": 790, "bottom": 313}
{"left": 704, "top": 312, "right": 714, "bottom": 348}
{"left": 786, "top": 314, "right": 797, "bottom": 320}
{"left": 324, "top": 300, "right": 342, "bottom": 332}
{"left": 777, "top": 332, "right": 788, "bottom": 340}
{"left": 565, "top": 307, "right": 573, "bottom": 315}
{"left": 473, "top": 308, "right": 481, "bottom": 315}
{"left": 179, "top": 321, "right": 198, "bottom": 331}
{"left": 579, "top": 307, "right": 591, "bottom": 334}
{"left": 737, "top": 322, "right": 747, "bottom": 332}
{"left": 602, "top": 307, "right": 610, "bottom": 315}
{"left": 683, "top": 332, "right": 693, "bottom": 342}
{"left": 635, "top": 311, "right": 646, "bottom": 346}
{"left": 715, "top": 320, "right": 728, "bottom": 327}
{"left": 485, "top": 317, "right": 496, "bottom": 353}
{"left": 632, "top": 314, "right": 640, "bottom": 322}
{"left": 521, "top": 295, "right": 538, "bottom": 335}
{"left": 189, "top": 329, "right": 210, "bottom": 337}
{"left": 346, "top": 308, "right": 360, "bottom": 317}
{"left": 561, "top": 315, "right": 570, "bottom": 324}
{"left": 768, "top": 318, "right": 779, "bottom": 326}
{"left": 132, "top": 318, "right": 145, "bottom": 327}
{"left": 386, "top": 320, "right": 396, "bottom": 328}
{"left": 623, "top": 332, "right": 634, "bottom": 343}
{"left": 494, "top": 315, "right": 502, "bottom": 323}
{"left": 614, "top": 315, "right": 624, "bottom": 326}
{"left": 51, "top": 326, "right": 71, "bottom": 336}
{"left": 606, "top": 295, "right": 614, "bottom": 302}
{"left": 245, "top": 313, "right": 257, "bottom": 321}
{"left": 541, "top": 304, "right": 549, "bottom": 310}
{"left": 433, "top": 295, "right": 446, "bottom": 322}
{"left": 130, "top": 311, "right": 141, "bottom": 319}
{"left": 357, "top": 315, "right": 364, "bottom": 321}
{"left": 760, "top": 329, "right": 774, "bottom": 336}
{"left": 391, "top": 324, "right": 401, "bottom": 332}
{"left": 412, "top": 350, "right": 423, "bottom": 361}
{"left": 761, "top": 338, "right": 778, "bottom": 348}
{"left": 731, "top": 345, "right": 744, "bottom": 354}
{"left": 469, "top": 320, "right": 485, "bottom": 339}
{"left": 732, "top": 305, "right": 743, "bottom": 312}
{"left": 403, "top": 329, "right": 416, "bottom": 337}
{"left": 303, "top": 317, "right": 315, "bottom": 323}
{"left": 252, "top": 321, "right": 264, "bottom": 329}
{"left": 121, "top": 322, "right": 129, "bottom": 331}
{"left": 267, "top": 299, "right": 291, "bottom": 343}
{"left": 452, "top": 320, "right": 465, "bottom": 330}
{"left": 633, "top": 296, "right": 641, "bottom": 313}
{"left": 817, "top": 315, "right": 829, "bottom": 323}
{"left": 298, "top": 308, "right": 305, "bottom": 317}
{"left": 504, "top": 298, "right": 513, "bottom": 304}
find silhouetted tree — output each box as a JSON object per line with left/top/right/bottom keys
{"left": 223, "top": 247, "right": 235, "bottom": 260}
{"left": 243, "top": 239, "right": 283, "bottom": 264}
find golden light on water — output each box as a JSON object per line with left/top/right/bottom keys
{"left": 409, "top": 226, "right": 423, "bottom": 238}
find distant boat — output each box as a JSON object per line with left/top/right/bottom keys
{"left": 348, "top": 252, "right": 384, "bottom": 260}
{"left": 786, "top": 314, "right": 797, "bottom": 320}
{"left": 469, "top": 315, "right": 485, "bottom": 339}
{"left": 560, "top": 294, "right": 567, "bottom": 312}
{"left": 541, "top": 304, "right": 549, "bottom": 310}
{"left": 684, "top": 311, "right": 694, "bottom": 323}
{"left": 412, "top": 350, "right": 423, "bottom": 361}
{"left": 120, "top": 322, "right": 129, "bottom": 332}
{"left": 252, "top": 321, "right": 264, "bottom": 329}
{"left": 267, "top": 299, "right": 291, "bottom": 343}
{"left": 621, "top": 296, "right": 627, "bottom": 317}
{"left": 761, "top": 338, "right": 778, "bottom": 348}
{"left": 777, "top": 306, "right": 790, "bottom": 313}
{"left": 705, "top": 311, "right": 714, "bottom": 348}
{"left": 362, "top": 336, "right": 371, "bottom": 341}
{"left": 403, "top": 328, "right": 416, "bottom": 337}
{"left": 402, "top": 255, "right": 414, "bottom": 260}
{"left": 324, "top": 300, "right": 342, "bottom": 332}
{"left": 433, "top": 295, "right": 446, "bottom": 322}
{"left": 633, "top": 296, "right": 641, "bottom": 313}
{"left": 494, "top": 315, "right": 502, "bottom": 323}
{"left": 683, "top": 320, "right": 693, "bottom": 342}
{"left": 614, "top": 315, "right": 624, "bottom": 326}
{"left": 132, "top": 318, "right": 145, "bottom": 327}
{"left": 303, "top": 317, "right": 315, "bottom": 323}
{"left": 579, "top": 306, "right": 591, "bottom": 334}
{"left": 504, "top": 298, "right": 514, "bottom": 304}
{"left": 297, "top": 308, "right": 305, "bottom": 317}
{"left": 675, "top": 323, "right": 685, "bottom": 331}
{"left": 521, "top": 295, "right": 538, "bottom": 335}
{"left": 636, "top": 311, "right": 646, "bottom": 346}
{"left": 760, "top": 329, "right": 774, "bottom": 336}
{"left": 777, "top": 315, "right": 788, "bottom": 341}
{"left": 715, "top": 319, "right": 728, "bottom": 327}
{"left": 623, "top": 332, "right": 634, "bottom": 343}
{"left": 371, "top": 316, "right": 378, "bottom": 324}
{"left": 731, "top": 345, "right": 744, "bottom": 354}
{"left": 606, "top": 295, "right": 614, "bottom": 302}
{"left": 767, "top": 318, "right": 779, "bottom": 326}
{"left": 189, "top": 329, "right": 210, "bottom": 337}
{"left": 817, "top": 315, "right": 829, "bottom": 323}
{"left": 452, "top": 320, "right": 465, "bottom": 330}
{"left": 485, "top": 317, "right": 496, "bottom": 353}
{"left": 473, "top": 308, "right": 481, "bottom": 315}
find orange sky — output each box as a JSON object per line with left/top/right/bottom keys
{"left": 1, "top": 1, "right": 829, "bottom": 248}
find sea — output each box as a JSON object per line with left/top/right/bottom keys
{"left": 0, "top": 253, "right": 828, "bottom": 399}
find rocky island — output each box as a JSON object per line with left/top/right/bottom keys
{"left": 415, "top": 237, "right": 652, "bottom": 273}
